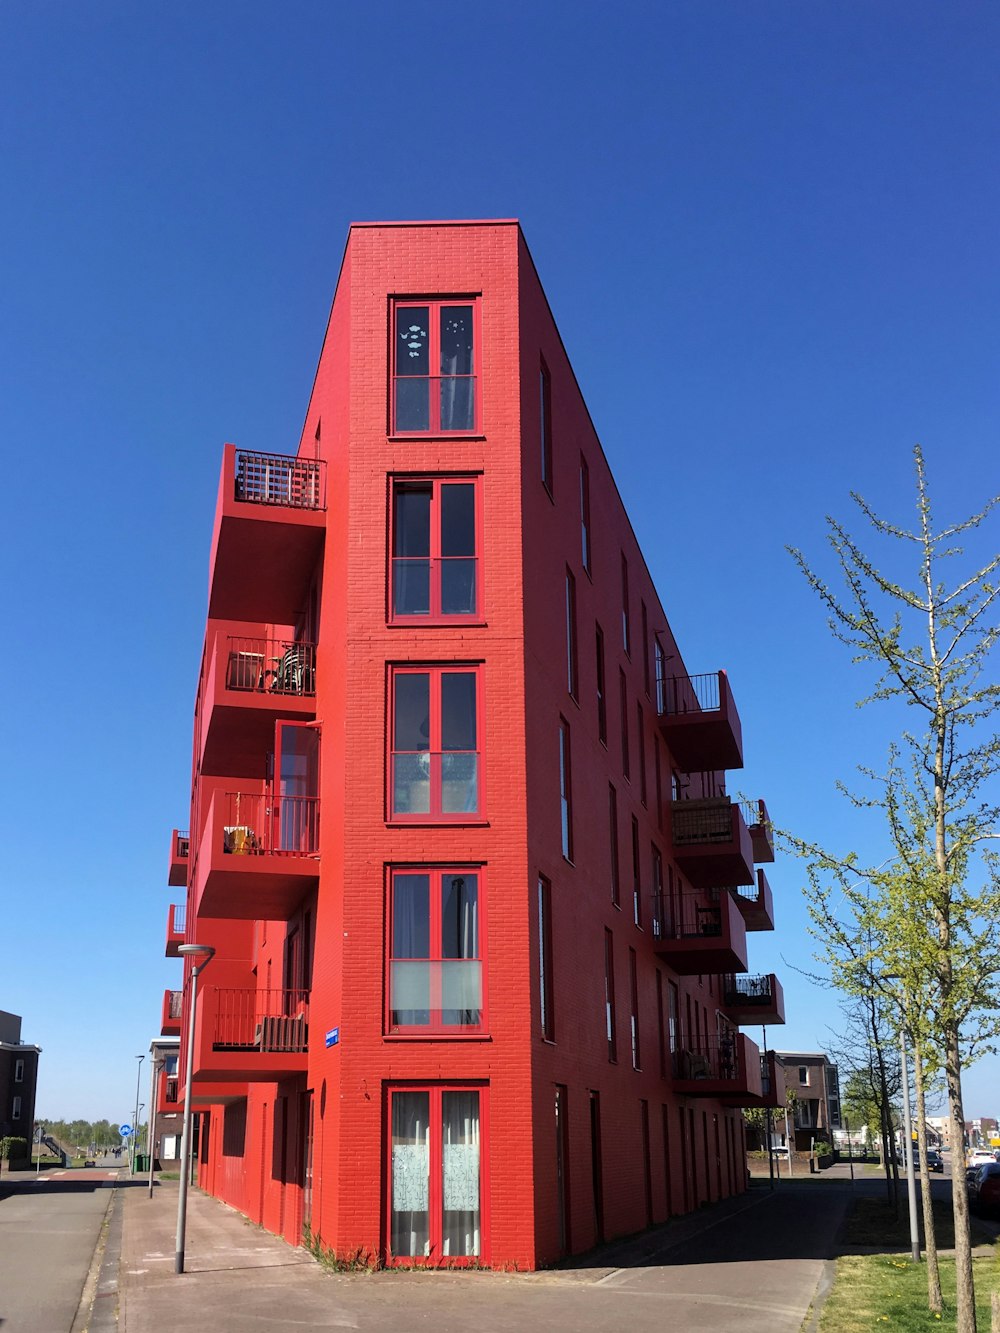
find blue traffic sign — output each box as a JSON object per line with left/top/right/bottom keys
{"left": 119, "top": 1124, "right": 132, "bottom": 1137}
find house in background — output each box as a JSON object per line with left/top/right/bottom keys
{"left": 148, "top": 1036, "right": 181, "bottom": 1166}
{"left": 0, "top": 1011, "right": 41, "bottom": 1161}
{"left": 773, "top": 1051, "right": 840, "bottom": 1149}
{"left": 160, "top": 218, "right": 784, "bottom": 1269}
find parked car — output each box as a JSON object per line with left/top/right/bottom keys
{"left": 968, "top": 1163, "right": 1000, "bottom": 1217}
{"left": 925, "top": 1150, "right": 944, "bottom": 1173}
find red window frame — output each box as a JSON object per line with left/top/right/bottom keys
{"left": 385, "top": 1083, "right": 490, "bottom": 1267}
{"left": 540, "top": 358, "right": 553, "bottom": 495}
{"left": 604, "top": 928, "right": 617, "bottom": 1063}
{"left": 389, "top": 665, "right": 483, "bottom": 823}
{"left": 386, "top": 867, "right": 487, "bottom": 1036}
{"left": 637, "top": 700, "right": 647, "bottom": 807}
{"left": 621, "top": 553, "right": 631, "bottom": 656}
{"left": 608, "top": 782, "right": 620, "bottom": 908}
{"left": 580, "top": 453, "right": 592, "bottom": 575}
{"left": 559, "top": 717, "right": 573, "bottom": 861}
{"left": 389, "top": 475, "right": 484, "bottom": 625}
{"left": 629, "top": 947, "right": 641, "bottom": 1071}
{"left": 596, "top": 623, "right": 607, "bottom": 745}
{"left": 631, "top": 814, "right": 642, "bottom": 928}
{"left": 620, "top": 669, "right": 630, "bottom": 780}
{"left": 565, "top": 568, "right": 578, "bottom": 699}
{"left": 538, "top": 874, "right": 555, "bottom": 1041}
{"left": 391, "top": 298, "right": 481, "bottom": 436}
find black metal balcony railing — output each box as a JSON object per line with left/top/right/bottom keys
{"left": 164, "top": 1077, "right": 179, "bottom": 1104}
{"left": 211, "top": 988, "right": 310, "bottom": 1053}
{"left": 166, "top": 990, "right": 183, "bottom": 1019}
{"left": 171, "top": 903, "right": 187, "bottom": 934}
{"left": 677, "top": 1036, "right": 741, "bottom": 1082}
{"left": 393, "top": 375, "right": 477, "bottom": 434}
{"left": 225, "top": 637, "right": 316, "bottom": 696}
{"left": 723, "top": 973, "right": 776, "bottom": 1008}
{"left": 671, "top": 801, "right": 735, "bottom": 846}
{"left": 174, "top": 830, "right": 190, "bottom": 860}
{"left": 760, "top": 1054, "right": 774, "bottom": 1098}
{"left": 651, "top": 889, "right": 722, "bottom": 941}
{"left": 222, "top": 792, "right": 320, "bottom": 855}
{"left": 740, "top": 798, "right": 767, "bottom": 831}
{"left": 234, "top": 449, "right": 326, "bottom": 510}
{"left": 656, "top": 671, "right": 721, "bottom": 718}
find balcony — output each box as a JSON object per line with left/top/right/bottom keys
{"left": 208, "top": 444, "right": 327, "bottom": 624}
{"left": 730, "top": 869, "right": 775, "bottom": 931}
{"left": 193, "top": 789, "right": 320, "bottom": 920}
{"left": 741, "top": 798, "right": 774, "bottom": 863}
{"left": 161, "top": 989, "right": 183, "bottom": 1036}
{"left": 168, "top": 829, "right": 190, "bottom": 888}
{"left": 652, "top": 889, "right": 748, "bottom": 975}
{"left": 192, "top": 987, "right": 310, "bottom": 1082}
{"left": 670, "top": 798, "right": 755, "bottom": 889}
{"left": 165, "top": 903, "right": 186, "bottom": 957}
{"left": 757, "top": 1050, "right": 783, "bottom": 1108}
{"left": 721, "top": 973, "right": 785, "bottom": 1026}
{"left": 657, "top": 671, "right": 743, "bottom": 773}
{"left": 672, "top": 1032, "right": 764, "bottom": 1105}
{"left": 198, "top": 632, "right": 317, "bottom": 776}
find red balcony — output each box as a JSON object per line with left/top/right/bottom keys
{"left": 161, "top": 989, "right": 183, "bottom": 1036}
{"left": 193, "top": 789, "right": 320, "bottom": 920}
{"left": 198, "top": 631, "right": 317, "bottom": 776}
{"left": 192, "top": 987, "right": 310, "bottom": 1082}
{"left": 721, "top": 973, "right": 785, "bottom": 1026}
{"left": 741, "top": 798, "right": 775, "bottom": 864}
{"left": 757, "top": 1050, "right": 784, "bottom": 1108}
{"left": 673, "top": 1033, "right": 763, "bottom": 1105}
{"left": 208, "top": 444, "right": 326, "bottom": 624}
{"left": 670, "top": 798, "right": 755, "bottom": 889}
{"left": 168, "top": 829, "right": 190, "bottom": 888}
{"left": 657, "top": 671, "right": 743, "bottom": 773}
{"left": 730, "top": 869, "right": 775, "bottom": 931}
{"left": 165, "top": 903, "right": 186, "bottom": 957}
{"left": 653, "top": 889, "right": 748, "bottom": 974}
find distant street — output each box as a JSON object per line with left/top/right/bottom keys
{"left": 0, "top": 1164, "right": 120, "bottom": 1333}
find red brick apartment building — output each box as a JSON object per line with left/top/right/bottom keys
{"left": 160, "top": 219, "right": 783, "bottom": 1270}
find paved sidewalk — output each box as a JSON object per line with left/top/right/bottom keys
{"left": 114, "top": 1174, "right": 854, "bottom": 1333}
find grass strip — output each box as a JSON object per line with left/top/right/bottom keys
{"left": 819, "top": 1253, "right": 999, "bottom": 1332}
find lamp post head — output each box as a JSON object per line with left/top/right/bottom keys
{"left": 178, "top": 944, "right": 215, "bottom": 960}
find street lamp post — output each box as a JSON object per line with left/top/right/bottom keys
{"left": 131, "top": 1055, "right": 144, "bottom": 1174}
{"left": 175, "top": 943, "right": 215, "bottom": 1275}
{"left": 899, "top": 1027, "right": 921, "bottom": 1262}
{"left": 148, "top": 1054, "right": 163, "bottom": 1199}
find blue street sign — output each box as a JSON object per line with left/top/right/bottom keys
{"left": 120, "top": 1124, "right": 132, "bottom": 1137}
{"left": 325, "top": 1027, "right": 339, "bottom": 1048}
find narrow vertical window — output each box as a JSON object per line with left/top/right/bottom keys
{"left": 641, "top": 601, "right": 650, "bottom": 696}
{"left": 621, "top": 553, "right": 631, "bottom": 655}
{"left": 654, "top": 637, "right": 668, "bottom": 715}
{"left": 656, "top": 969, "right": 666, "bottom": 1079}
{"left": 12, "top": 1096, "right": 21, "bottom": 1121}
{"left": 651, "top": 844, "right": 664, "bottom": 940}
{"left": 640, "top": 1100, "right": 653, "bottom": 1225}
{"left": 604, "top": 929, "right": 617, "bottom": 1063}
{"left": 619, "top": 669, "right": 630, "bottom": 780}
{"left": 565, "top": 569, "right": 578, "bottom": 699}
{"left": 654, "top": 738, "right": 663, "bottom": 831}
{"left": 14, "top": 1059, "right": 24, "bottom": 1083}
{"left": 636, "top": 701, "right": 647, "bottom": 806}
{"left": 631, "top": 815, "right": 642, "bottom": 927}
{"left": 555, "top": 1085, "right": 570, "bottom": 1253}
{"left": 629, "top": 947, "right": 641, "bottom": 1070}
{"left": 580, "top": 454, "right": 591, "bottom": 574}
{"left": 595, "top": 624, "right": 607, "bottom": 744}
{"left": 538, "top": 875, "right": 554, "bottom": 1040}
{"left": 540, "top": 359, "right": 553, "bottom": 495}
{"left": 559, "top": 718, "right": 573, "bottom": 861}
{"left": 608, "top": 783, "right": 620, "bottom": 908}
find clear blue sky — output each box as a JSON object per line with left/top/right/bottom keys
{"left": 2, "top": 1, "right": 997, "bottom": 1124}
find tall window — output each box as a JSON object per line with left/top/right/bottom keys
{"left": 641, "top": 601, "right": 650, "bottom": 696}
{"left": 654, "top": 637, "right": 667, "bottom": 714}
{"left": 629, "top": 948, "right": 641, "bottom": 1070}
{"left": 538, "top": 875, "right": 554, "bottom": 1040}
{"left": 604, "top": 929, "right": 617, "bottom": 1063}
{"left": 390, "top": 667, "right": 480, "bottom": 820}
{"left": 11, "top": 1096, "right": 21, "bottom": 1121}
{"left": 668, "top": 981, "right": 679, "bottom": 1076}
{"left": 620, "top": 669, "right": 630, "bottom": 780}
{"left": 656, "top": 970, "right": 666, "bottom": 1079}
{"left": 636, "top": 701, "right": 647, "bottom": 806}
{"left": 580, "top": 454, "right": 591, "bottom": 573}
{"left": 559, "top": 718, "right": 573, "bottom": 861}
{"left": 392, "top": 300, "right": 478, "bottom": 434}
{"left": 565, "top": 569, "right": 578, "bottom": 699}
{"left": 14, "top": 1059, "right": 24, "bottom": 1083}
{"left": 391, "top": 478, "right": 480, "bottom": 621}
{"left": 621, "top": 553, "right": 631, "bottom": 655}
{"left": 540, "top": 359, "right": 553, "bottom": 494}
{"left": 608, "top": 783, "right": 620, "bottom": 908}
{"left": 631, "top": 815, "right": 642, "bottom": 927}
{"left": 654, "top": 738, "right": 663, "bottom": 831}
{"left": 388, "top": 869, "right": 483, "bottom": 1032}
{"left": 651, "top": 844, "right": 664, "bottom": 939}
{"left": 595, "top": 624, "right": 607, "bottom": 744}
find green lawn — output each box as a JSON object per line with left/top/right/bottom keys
{"left": 844, "top": 1197, "right": 996, "bottom": 1250}
{"left": 819, "top": 1254, "right": 999, "bottom": 1332}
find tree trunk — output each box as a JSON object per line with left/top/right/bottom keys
{"left": 911, "top": 1036, "right": 942, "bottom": 1312}
{"left": 946, "top": 1024, "right": 976, "bottom": 1333}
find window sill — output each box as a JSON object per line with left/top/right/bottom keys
{"left": 384, "top": 1033, "right": 492, "bottom": 1042}
{"left": 388, "top": 619, "right": 489, "bottom": 630}
{"left": 386, "top": 819, "right": 491, "bottom": 829}
{"left": 388, "top": 433, "right": 487, "bottom": 444}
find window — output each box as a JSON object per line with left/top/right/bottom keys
{"left": 604, "top": 929, "right": 617, "bottom": 1062}
{"left": 631, "top": 815, "right": 642, "bottom": 927}
{"left": 14, "top": 1059, "right": 24, "bottom": 1083}
{"left": 565, "top": 569, "right": 578, "bottom": 699}
{"left": 608, "top": 783, "right": 620, "bottom": 907}
{"left": 580, "top": 455, "right": 591, "bottom": 573}
{"left": 540, "top": 359, "right": 553, "bottom": 493}
{"left": 390, "top": 667, "right": 480, "bottom": 820}
{"left": 620, "top": 669, "right": 630, "bottom": 780}
{"left": 559, "top": 718, "right": 573, "bottom": 861}
{"left": 12, "top": 1096, "right": 21, "bottom": 1121}
{"left": 392, "top": 300, "right": 478, "bottom": 434}
{"left": 538, "top": 876, "right": 554, "bottom": 1040}
{"left": 654, "top": 637, "right": 667, "bottom": 714}
{"left": 629, "top": 948, "right": 641, "bottom": 1070}
{"left": 595, "top": 624, "right": 607, "bottom": 744}
{"left": 654, "top": 738, "right": 663, "bottom": 831}
{"left": 621, "top": 553, "right": 631, "bottom": 655}
{"left": 668, "top": 981, "right": 680, "bottom": 1076}
{"left": 640, "top": 1101, "right": 653, "bottom": 1225}
{"left": 656, "top": 970, "right": 666, "bottom": 1079}
{"left": 388, "top": 1086, "right": 485, "bottom": 1263}
{"left": 388, "top": 869, "right": 483, "bottom": 1033}
{"left": 390, "top": 478, "right": 480, "bottom": 621}
{"left": 799, "top": 1066, "right": 809, "bottom": 1085}
{"left": 651, "top": 844, "right": 664, "bottom": 939}
{"left": 636, "top": 702, "right": 647, "bottom": 806}
{"left": 641, "top": 601, "right": 650, "bottom": 696}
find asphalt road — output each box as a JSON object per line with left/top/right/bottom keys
{"left": 0, "top": 1166, "right": 118, "bottom": 1333}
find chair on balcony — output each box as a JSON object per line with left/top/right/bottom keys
{"left": 268, "top": 645, "right": 312, "bottom": 695}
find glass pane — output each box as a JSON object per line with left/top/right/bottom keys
{"left": 440, "top": 961, "right": 482, "bottom": 1025}
{"left": 440, "top": 484, "right": 475, "bottom": 557}
{"left": 441, "top": 753, "right": 478, "bottom": 814}
{"left": 394, "top": 484, "right": 431, "bottom": 556}
{"left": 397, "top": 307, "right": 429, "bottom": 375}
{"left": 440, "top": 559, "right": 476, "bottom": 616}
{"left": 441, "top": 873, "right": 477, "bottom": 958}
{"left": 390, "top": 961, "right": 431, "bottom": 1026}
{"left": 392, "top": 873, "right": 430, "bottom": 958}
{"left": 393, "top": 753, "right": 431, "bottom": 815}
{"left": 439, "top": 306, "right": 473, "bottom": 375}
{"left": 391, "top": 1091, "right": 430, "bottom": 1257}
{"left": 395, "top": 377, "right": 429, "bottom": 432}
{"left": 277, "top": 724, "right": 319, "bottom": 798}
{"left": 439, "top": 376, "right": 475, "bottom": 432}
{"left": 441, "top": 1091, "right": 480, "bottom": 1257}
{"left": 441, "top": 673, "right": 476, "bottom": 751}
{"left": 393, "top": 559, "right": 431, "bottom": 616}
{"left": 393, "top": 674, "right": 430, "bottom": 751}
